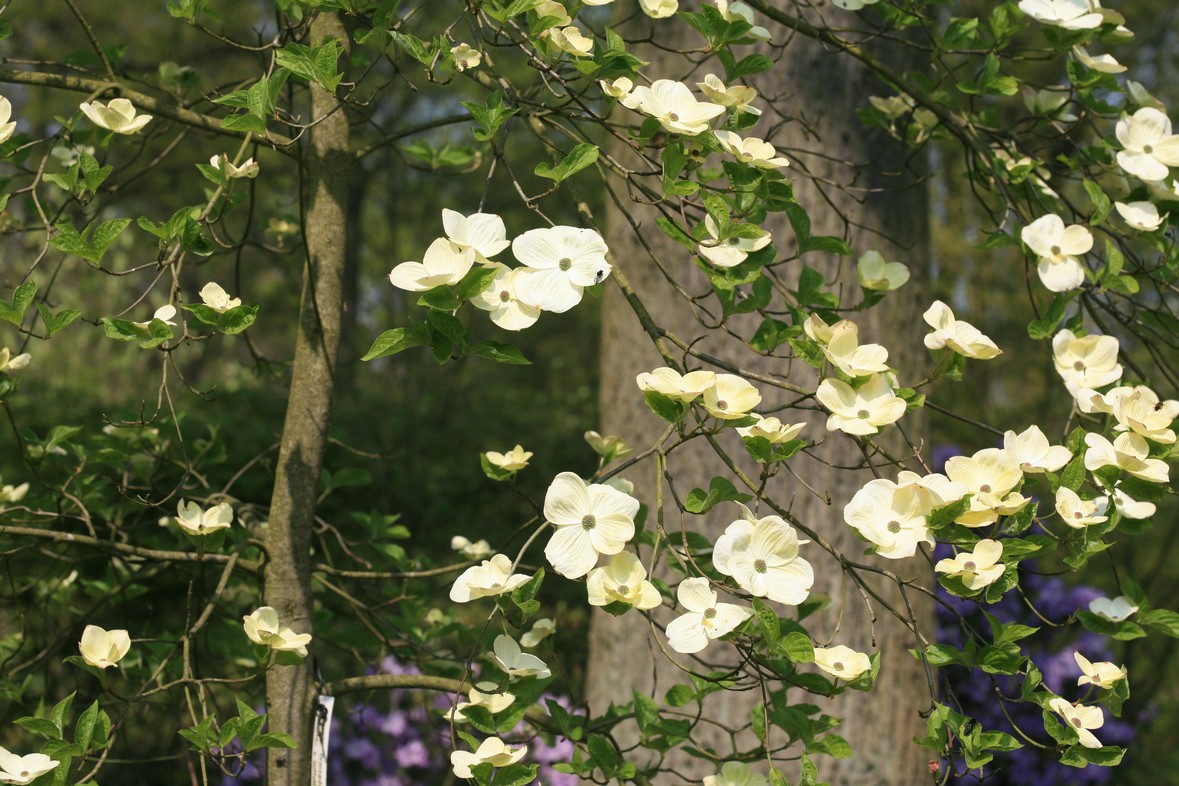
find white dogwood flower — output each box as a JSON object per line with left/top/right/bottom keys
{"left": 586, "top": 552, "right": 661, "bottom": 610}
{"left": 491, "top": 634, "right": 551, "bottom": 678}
{"left": 697, "top": 76, "right": 760, "bottom": 115}
{"left": 471, "top": 265, "right": 542, "bottom": 331}
{"left": 1116, "top": 108, "right": 1179, "bottom": 182}
{"left": 243, "top": 607, "right": 312, "bottom": 656}
{"left": 79, "top": 625, "right": 131, "bottom": 669}
{"left": 0, "top": 749, "right": 59, "bottom": 785}
{"left": 601, "top": 76, "right": 640, "bottom": 108}
{"left": 1074, "top": 652, "right": 1127, "bottom": 689}
{"left": 629, "top": 79, "right": 725, "bottom": 136}
{"left": 1072, "top": 46, "right": 1126, "bottom": 74}
{"left": 638, "top": 0, "right": 678, "bottom": 18}
{"left": 713, "top": 512, "right": 814, "bottom": 605}
{"left": 816, "top": 374, "right": 906, "bottom": 436}
{"left": 210, "top": 154, "right": 259, "bottom": 179}
{"left": 714, "top": 0, "right": 772, "bottom": 41}
{"left": 1018, "top": 0, "right": 1103, "bottom": 29}
{"left": 1115, "top": 201, "right": 1166, "bottom": 231}
{"left": 546, "top": 26, "right": 594, "bottom": 57}
{"left": 198, "top": 282, "right": 242, "bottom": 312}
{"left": 936, "top": 540, "right": 1006, "bottom": 590}
{"left": 133, "top": 305, "right": 178, "bottom": 329}
{"left": 702, "top": 374, "right": 762, "bottom": 420}
{"left": 512, "top": 226, "right": 611, "bottom": 313}
{"left": 1083, "top": 432, "right": 1169, "bottom": 483}
{"left": 697, "top": 215, "right": 772, "bottom": 267}
{"left": 450, "top": 554, "right": 531, "bottom": 602}
{"left": 0, "top": 96, "right": 16, "bottom": 144}
{"left": 1053, "top": 330, "right": 1122, "bottom": 395}
{"left": 944, "top": 448, "right": 1029, "bottom": 527}
{"left": 451, "top": 535, "right": 494, "bottom": 560}
{"left": 636, "top": 367, "right": 717, "bottom": 402}
{"left": 844, "top": 477, "right": 941, "bottom": 559}
{"left": 1020, "top": 214, "right": 1092, "bottom": 292}
{"left": 450, "top": 737, "right": 527, "bottom": 779}
{"left": 442, "top": 209, "right": 510, "bottom": 262}
{"left": 856, "top": 250, "right": 909, "bottom": 291}
{"left": 1048, "top": 698, "right": 1104, "bottom": 749}
{"left": 450, "top": 43, "right": 482, "bottom": 71}
{"left": 543, "top": 472, "right": 638, "bottom": 579}
{"left": 1094, "top": 487, "right": 1156, "bottom": 520}
{"left": 665, "top": 577, "right": 751, "bottom": 654}
{"left": 704, "top": 761, "right": 768, "bottom": 786}
{"left": 388, "top": 238, "right": 476, "bottom": 292}
{"left": 822, "top": 321, "right": 890, "bottom": 377}
{"left": 714, "top": 131, "right": 788, "bottom": 168}
{"left": 1089, "top": 595, "right": 1138, "bottom": 622}
{"left": 813, "top": 645, "right": 872, "bottom": 680}
{"left": 79, "top": 98, "right": 152, "bottom": 134}
{"left": 445, "top": 682, "right": 515, "bottom": 722}
{"left": 175, "top": 499, "right": 234, "bottom": 536}
{"left": 0, "top": 347, "right": 31, "bottom": 373}
{"left": 1004, "top": 425, "right": 1072, "bottom": 473}
{"left": 922, "top": 301, "right": 1001, "bottom": 359}
{"left": 736, "top": 415, "right": 805, "bottom": 444}
{"left": 484, "top": 444, "right": 532, "bottom": 471}
{"left": 520, "top": 618, "right": 556, "bottom": 648}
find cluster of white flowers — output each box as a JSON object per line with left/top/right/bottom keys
{"left": 388, "top": 210, "right": 612, "bottom": 331}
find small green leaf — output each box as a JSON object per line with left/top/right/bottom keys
{"left": 468, "top": 340, "right": 530, "bottom": 364}
{"left": 684, "top": 476, "right": 751, "bottom": 514}
{"left": 362, "top": 327, "right": 429, "bottom": 361}
{"left": 535, "top": 143, "right": 600, "bottom": 183}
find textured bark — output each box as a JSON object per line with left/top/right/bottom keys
{"left": 262, "top": 12, "right": 350, "bottom": 786}
{"left": 588, "top": 10, "right": 933, "bottom": 785}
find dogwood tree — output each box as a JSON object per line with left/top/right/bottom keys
{"left": 0, "top": 1, "right": 1176, "bottom": 785}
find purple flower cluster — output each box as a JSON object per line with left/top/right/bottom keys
{"left": 224, "top": 656, "right": 576, "bottom": 785}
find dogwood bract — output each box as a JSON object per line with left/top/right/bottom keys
{"left": 697, "top": 75, "right": 759, "bottom": 115}
{"left": 441, "top": 209, "right": 510, "bottom": 262}
{"left": 1048, "top": 698, "right": 1104, "bottom": 748}
{"left": 714, "top": 0, "right": 772, "bottom": 41}
{"left": 79, "top": 625, "right": 131, "bottom": 669}
{"left": 736, "top": 415, "right": 805, "bottom": 444}
{"left": 519, "top": 618, "right": 555, "bottom": 648}
{"left": 714, "top": 131, "right": 789, "bottom": 169}
{"left": 813, "top": 645, "right": 872, "bottom": 680}
{"left": 1095, "top": 487, "right": 1156, "bottom": 520}
{"left": 483, "top": 444, "right": 532, "bottom": 471}
{"left": 388, "top": 237, "right": 476, "bottom": 292}
{"left": 1052, "top": 330, "right": 1122, "bottom": 395}
{"left": 856, "top": 250, "right": 909, "bottom": 290}
{"left": 450, "top": 43, "right": 482, "bottom": 71}
{"left": 1115, "top": 200, "right": 1166, "bottom": 231}
{"left": 1074, "top": 652, "right": 1127, "bottom": 689}
{"left": 638, "top": 0, "right": 678, "bottom": 19}
{"left": 79, "top": 98, "right": 153, "bottom": 134}
{"left": 449, "top": 737, "right": 527, "bottom": 779}
{"left": 843, "top": 473, "right": 962, "bottom": 559}
{"left": 1020, "top": 214, "right": 1092, "bottom": 292}
{"left": 815, "top": 374, "right": 906, "bottom": 435}
{"left": 712, "top": 511, "right": 814, "bottom": 605}
{"left": 174, "top": 499, "right": 234, "bottom": 536}
{"left": 822, "top": 321, "right": 890, "bottom": 377}
{"left": 449, "top": 554, "right": 531, "bottom": 602}
{"left": 0, "top": 348, "right": 31, "bottom": 373}
{"left": 1003, "top": 425, "right": 1072, "bottom": 473}
{"left": 702, "top": 374, "right": 762, "bottom": 419}
{"left": 210, "top": 154, "right": 259, "bottom": 179}
{"left": 1089, "top": 595, "right": 1138, "bottom": 622}
{"left": 935, "top": 540, "right": 1006, "bottom": 590}
{"left": 0, "top": 749, "right": 59, "bottom": 785}
{"left": 198, "top": 282, "right": 242, "bottom": 312}
{"left": 1055, "top": 487, "right": 1108, "bottom": 528}
{"left": 472, "top": 264, "right": 542, "bottom": 331}
{"left": 665, "top": 577, "right": 752, "bottom": 654}
{"left": 451, "top": 535, "right": 493, "bottom": 560}
{"left": 586, "top": 551, "right": 661, "bottom": 610}
{"left": 491, "top": 634, "right": 551, "bottom": 678}
{"left": 628, "top": 79, "right": 725, "bottom": 135}
{"left": 636, "top": 367, "right": 717, "bottom": 401}
{"left": 697, "top": 215, "right": 771, "bottom": 267}
{"left": 1018, "top": 0, "right": 1103, "bottom": 29}
{"left": 944, "top": 449, "right": 1029, "bottom": 527}
{"left": 922, "top": 301, "right": 1001, "bottom": 359}
{"left": 543, "top": 472, "right": 638, "bottom": 579}
{"left": 1115, "top": 107, "right": 1179, "bottom": 181}
{"left": 512, "top": 226, "right": 611, "bottom": 313}
{"left": 242, "top": 607, "right": 312, "bottom": 656}
{"left": 0, "top": 97, "right": 16, "bottom": 145}
{"left": 1083, "top": 432, "right": 1169, "bottom": 483}
{"left": 445, "top": 682, "right": 515, "bottom": 722}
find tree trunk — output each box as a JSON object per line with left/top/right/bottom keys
{"left": 262, "top": 11, "right": 350, "bottom": 786}
{"left": 589, "top": 9, "right": 932, "bottom": 784}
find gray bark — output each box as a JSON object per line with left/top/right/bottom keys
{"left": 588, "top": 8, "right": 933, "bottom": 784}
{"left": 262, "top": 11, "right": 350, "bottom": 786}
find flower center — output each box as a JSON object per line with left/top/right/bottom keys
{"left": 1073, "top": 360, "right": 1085, "bottom": 371}
{"left": 963, "top": 561, "right": 976, "bottom": 571}
{"left": 616, "top": 584, "right": 630, "bottom": 595}
{"left": 668, "top": 111, "right": 680, "bottom": 122}
{"left": 1144, "top": 144, "right": 1154, "bottom": 155}
{"left": 979, "top": 484, "right": 991, "bottom": 493}
{"left": 1050, "top": 244, "right": 1062, "bottom": 256}
{"left": 887, "top": 520, "right": 901, "bottom": 533}
{"left": 715, "top": 400, "right": 728, "bottom": 410}
{"left": 559, "top": 257, "right": 572, "bottom": 272}
{"left": 704, "top": 607, "right": 717, "bottom": 619}
{"left": 754, "top": 559, "right": 767, "bottom": 573}
{"left": 833, "top": 662, "right": 844, "bottom": 671}
{"left": 1074, "top": 511, "right": 1084, "bottom": 519}
{"left": 857, "top": 409, "right": 871, "bottom": 419}
{"left": 1071, "top": 717, "right": 1082, "bottom": 727}
{"left": 499, "top": 289, "right": 511, "bottom": 302}
{"left": 581, "top": 514, "right": 596, "bottom": 530}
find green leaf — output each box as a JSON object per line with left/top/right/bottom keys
{"left": 781, "top": 631, "right": 814, "bottom": 662}
{"left": 221, "top": 113, "right": 268, "bottom": 133}
{"left": 461, "top": 91, "right": 517, "bottom": 142}
{"left": 74, "top": 701, "right": 101, "bottom": 752}
{"left": 362, "top": 327, "right": 429, "bottom": 361}
{"left": 641, "top": 390, "right": 687, "bottom": 423}
{"left": 534, "top": 143, "right": 600, "bottom": 183}
{"left": 752, "top": 598, "right": 780, "bottom": 645}
{"left": 1140, "top": 609, "right": 1179, "bottom": 638}
{"left": 468, "top": 340, "right": 531, "bottom": 365}
{"left": 36, "top": 303, "right": 82, "bottom": 336}
{"left": 102, "top": 317, "right": 173, "bottom": 349}
{"left": 456, "top": 266, "right": 499, "bottom": 300}
{"left": 664, "top": 684, "right": 695, "bottom": 707}
{"left": 0, "top": 280, "right": 36, "bottom": 325}
{"left": 586, "top": 734, "right": 620, "bottom": 777}
{"left": 684, "top": 476, "right": 751, "bottom": 514}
